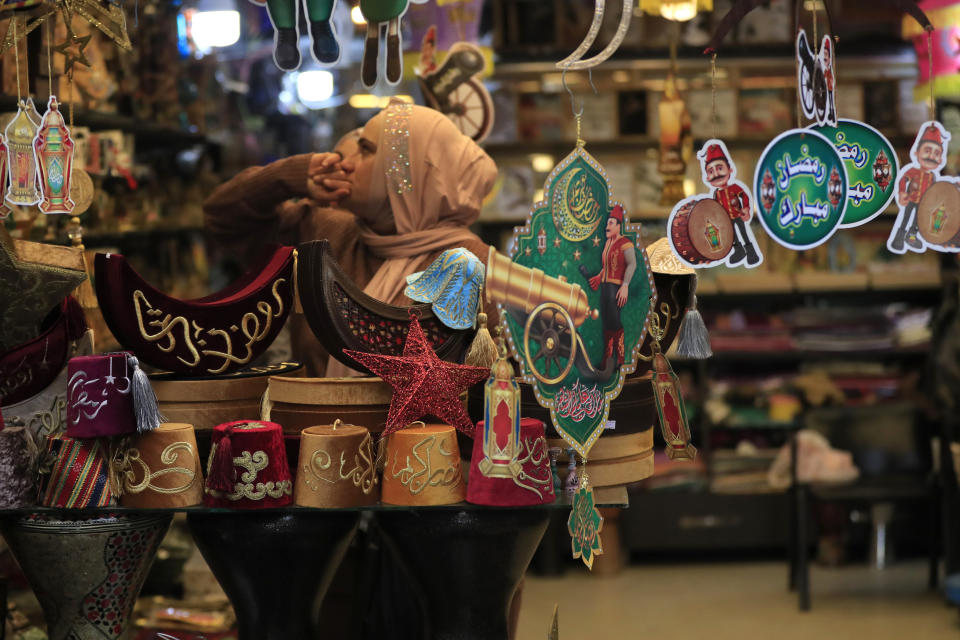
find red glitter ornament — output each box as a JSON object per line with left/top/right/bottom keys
{"left": 345, "top": 313, "right": 489, "bottom": 436}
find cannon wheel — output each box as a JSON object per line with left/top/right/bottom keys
{"left": 523, "top": 302, "right": 577, "bottom": 386}
{"left": 813, "top": 66, "right": 828, "bottom": 124}
{"left": 799, "top": 63, "right": 815, "bottom": 117}
{"left": 444, "top": 79, "right": 491, "bottom": 142}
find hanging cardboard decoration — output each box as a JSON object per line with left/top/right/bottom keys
{"left": 418, "top": 39, "right": 494, "bottom": 143}
{"left": 5, "top": 99, "right": 40, "bottom": 207}
{"left": 668, "top": 139, "right": 763, "bottom": 268}
{"left": 360, "top": 0, "right": 429, "bottom": 87}
{"left": 796, "top": 29, "right": 836, "bottom": 127}
{"left": 487, "top": 145, "right": 657, "bottom": 458}
{"left": 753, "top": 129, "right": 848, "bottom": 250}
{"left": 887, "top": 121, "right": 960, "bottom": 254}
{"left": 34, "top": 96, "right": 76, "bottom": 215}
{"left": 811, "top": 119, "right": 899, "bottom": 228}
{"left": 255, "top": 0, "right": 342, "bottom": 71}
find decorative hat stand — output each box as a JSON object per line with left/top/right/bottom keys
{"left": 0, "top": 513, "right": 172, "bottom": 640}
{"left": 187, "top": 511, "right": 360, "bottom": 640}
{"left": 375, "top": 508, "right": 550, "bottom": 640}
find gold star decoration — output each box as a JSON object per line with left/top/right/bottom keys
{"left": 0, "top": 229, "right": 87, "bottom": 351}
{"left": 65, "top": 0, "right": 131, "bottom": 51}
{"left": 524, "top": 246, "right": 531, "bottom": 256}
{"left": 553, "top": 237, "right": 561, "bottom": 248}
{"left": 0, "top": 6, "right": 56, "bottom": 56}
{"left": 54, "top": 19, "right": 92, "bottom": 71}
{"left": 573, "top": 249, "right": 582, "bottom": 261}
{"left": 592, "top": 236, "right": 601, "bottom": 246}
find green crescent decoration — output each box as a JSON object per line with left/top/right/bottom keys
{"left": 488, "top": 144, "right": 656, "bottom": 458}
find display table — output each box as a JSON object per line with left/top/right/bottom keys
{"left": 0, "top": 502, "right": 617, "bottom": 640}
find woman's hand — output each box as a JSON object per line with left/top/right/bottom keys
{"left": 306, "top": 152, "right": 351, "bottom": 204}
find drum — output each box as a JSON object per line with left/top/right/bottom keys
{"left": 670, "top": 198, "right": 733, "bottom": 265}
{"left": 917, "top": 181, "right": 960, "bottom": 248}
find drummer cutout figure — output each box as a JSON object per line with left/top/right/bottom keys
{"left": 887, "top": 122, "right": 956, "bottom": 254}
{"left": 668, "top": 139, "right": 764, "bottom": 269}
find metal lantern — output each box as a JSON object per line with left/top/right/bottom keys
{"left": 873, "top": 149, "right": 892, "bottom": 190}
{"left": 34, "top": 96, "right": 76, "bottom": 214}
{"left": 5, "top": 99, "right": 40, "bottom": 207}
{"left": 479, "top": 354, "right": 522, "bottom": 479}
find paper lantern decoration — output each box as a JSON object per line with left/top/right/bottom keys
{"left": 5, "top": 98, "right": 40, "bottom": 206}
{"left": 33, "top": 96, "right": 76, "bottom": 215}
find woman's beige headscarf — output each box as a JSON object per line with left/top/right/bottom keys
{"left": 359, "top": 101, "right": 497, "bottom": 303}
{"left": 326, "top": 101, "right": 497, "bottom": 378}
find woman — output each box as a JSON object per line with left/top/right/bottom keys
{"left": 203, "top": 101, "right": 497, "bottom": 375}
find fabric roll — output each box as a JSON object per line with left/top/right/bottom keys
{"left": 381, "top": 423, "right": 465, "bottom": 506}
{"left": 114, "top": 422, "right": 204, "bottom": 508}
{"left": 39, "top": 435, "right": 114, "bottom": 508}
{"left": 294, "top": 422, "right": 379, "bottom": 507}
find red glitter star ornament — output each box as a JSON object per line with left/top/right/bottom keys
{"left": 345, "top": 313, "right": 489, "bottom": 436}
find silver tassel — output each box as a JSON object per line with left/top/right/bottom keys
{"left": 126, "top": 354, "right": 165, "bottom": 432}
{"left": 676, "top": 274, "right": 712, "bottom": 359}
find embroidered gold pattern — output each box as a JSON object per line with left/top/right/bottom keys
{"left": 9, "top": 395, "right": 67, "bottom": 440}
{"left": 206, "top": 449, "right": 292, "bottom": 501}
{"left": 512, "top": 435, "right": 553, "bottom": 497}
{"left": 112, "top": 442, "right": 197, "bottom": 496}
{"left": 389, "top": 434, "right": 462, "bottom": 495}
{"left": 303, "top": 432, "right": 379, "bottom": 495}
{"left": 132, "top": 279, "right": 286, "bottom": 374}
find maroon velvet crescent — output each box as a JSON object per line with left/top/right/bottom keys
{"left": 66, "top": 352, "right": 139, "bottom": 438}
{"left": 467, "top": 418, "right": 556, "bottom": 507}
{"left": 0, "top": 297, "right": 87, "bottom": 408}
{"left": 94, "top": 246, "right": 294, "bottom": 375}
{"left": 203, "top": 420, "right": 293, "bottom": 509}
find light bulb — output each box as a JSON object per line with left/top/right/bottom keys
{"left": 190, "top": 10, "right": 241, "bottom": 50}
{"left": 659, "top": 0, "right": 698, "bottom": 22}
{"left": 297, "top": 70, "right": 335, "bottom": 106}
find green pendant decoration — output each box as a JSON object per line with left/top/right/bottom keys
{"left": 568, "top": 476, "right": 604, "bottom": 570}
{"left": 811, "top": 119, "right": 898, "bottom": 228}
{"left": 753, "top": 129, "right": 848, "bottom": 250}
{"left": 486, "top": 144, "right": 656, "bottom": 458}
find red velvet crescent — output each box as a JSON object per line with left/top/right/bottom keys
{"left": 95, "top": 246, "right": 294, "bottom": 375}
{"left": 0, "top": 296, "right": 87, "bottom": 407}
{"left": 296, "top": 240, "right": 470, "bottom": 375}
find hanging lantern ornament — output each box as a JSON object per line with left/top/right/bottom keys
{"left": 478, "top": 344, "right": 523, "bottom": 479}
{"left": 5, "top": 99, "right": 41, "bottom": 207}
{"left": 33, "top": 96, "right": 76, "bottom": 215}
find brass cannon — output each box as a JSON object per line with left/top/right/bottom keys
{"left": 485, "top": 247, "right": 600, "bottom": 385}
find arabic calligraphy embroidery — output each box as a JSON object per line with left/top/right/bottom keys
{"left": 132, "top": 278, "right": 286, "bottom": 374}
{"left": 390, "top": 434, "right": 462, "bottom": 495}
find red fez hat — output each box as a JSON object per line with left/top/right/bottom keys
{"left": 703, "top": 143, "right": 729, "bottom": 165}
{"left": 919, "top": 124, "right": 944, "bottom": 148}
{"left": 609, "top": 204, "right": 624, "bottom": 224}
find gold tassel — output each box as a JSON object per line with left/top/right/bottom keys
{"left": 292, "top": 249, "right": 303, "bottom": 314}
{"left": 465, "top": 309, "right": 498, "bottom": 368}
{"left": 69, "top": 217, "right": 98, "bottom": 309}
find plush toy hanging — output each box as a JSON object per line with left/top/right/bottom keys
{"left": 255, "top": 0, "right": 342, "bottom": 70}
{"left": 360, "top": 0, "right": 428, "bottom": 87}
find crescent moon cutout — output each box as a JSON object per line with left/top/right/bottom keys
{"left": 296, "top": 239, "right": 470, "bottom": 375}
{"left": 556, "top": 0, "right": 633, "bottom": 71}
{"left": 95, "top": 246, "right": 295, "bottom": 376}
{"left": 0, "top": 296, "right": 87, "bottom": 407}
{"left": 555, "top": 0, "right": 606, "bottom": 69}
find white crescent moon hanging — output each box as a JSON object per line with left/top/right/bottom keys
{"left": 555, "top": 0, "right": 633, "bottom": 71}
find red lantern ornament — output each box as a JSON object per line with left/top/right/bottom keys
{"left": 33, "top": 96, "right": 75, "bottom": 215}
{"left": 4, "top": 99, "right": 40, "bottom": 207}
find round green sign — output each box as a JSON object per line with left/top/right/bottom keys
{"left": 811, "top": 119, "right": 899, "bottom": 228}
{"left": 753, "top": 129, "right": 848, "bottom": 250}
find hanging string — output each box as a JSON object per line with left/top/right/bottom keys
{"left": 710, "top": 53, "right": 718, "bottom": 140}
{"left": 12, "top": 17, "right": 21, "bottom": 101}
{"left": 927, "top": 28, "right": 934, "bottom": 119}
{"left": 46, "top": 17, "right": 53, "bottom": 99}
